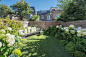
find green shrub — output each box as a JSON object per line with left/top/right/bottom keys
{"left": 65, "top": 42, "right": 75, "bottom": 55}
{"left": 60, "top": 40, "right": 68, "bottom": 45}
{"left": 74, "top": 51, "right": 85, "bottom": 57}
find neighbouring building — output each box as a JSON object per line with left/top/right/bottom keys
{"left": 37, "top": 7, "right": 63, "bottom": 21}
{"left": 10, "top": 6, "right": 63, "bottom": 21}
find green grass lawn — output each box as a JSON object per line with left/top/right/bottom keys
{"left": 21, "top": 35, "right": 73, "bottom": 57}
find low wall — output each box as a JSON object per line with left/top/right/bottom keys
{"left": 29, "top": 21, "right": 60, "bottom": 29}
{"left": 60, "top": 20, "right": 86, "bottom": 29}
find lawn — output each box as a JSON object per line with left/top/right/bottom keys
{"left": 21, "top": 35, "right": 73, "bottom": 57}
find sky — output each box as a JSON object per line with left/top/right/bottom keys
{"left": 0, "top": 0, "right": 60, "bottom": 11}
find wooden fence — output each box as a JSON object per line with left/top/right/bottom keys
{"left": 28, "top": 21, "right": 60, "bottom": 29}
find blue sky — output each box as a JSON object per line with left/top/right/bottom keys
{"left": 0, "top": 0, "right": 60, "bottom": 11}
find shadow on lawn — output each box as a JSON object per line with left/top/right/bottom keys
{"left": 21, "top": 35, "right": 73, "bottom": 57}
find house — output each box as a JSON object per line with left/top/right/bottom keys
{"left": 10, "top": 6, "right": 63, "bottom": 21}
{"left": 37, "top": 7, "right": 63, "bottom": 21}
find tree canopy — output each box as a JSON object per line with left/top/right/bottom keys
{"left": 10, "top": 0, "right": 33, "bottom": 20}
{"left": 0, "top": 4, "right": 12, "bottom": 19}
{"left": 56, "top": 0, "right": 86, "bottom": 22}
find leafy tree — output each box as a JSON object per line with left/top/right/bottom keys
{"left": 56, "top": 0, "right": 86, "bottom": 22}
{"left": 0, "top": 4, "right": 12, "bottom": 19}
{"left": 10, "top": 0, "right": 33, "bottom": 20}
{"left": 30, "top": 15, "right": 39, "bottom": 21}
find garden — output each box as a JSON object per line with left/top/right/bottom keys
{"left": 1, "top": 18, "right": 86, "bottom": 57}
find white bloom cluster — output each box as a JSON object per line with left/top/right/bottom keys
{"left": 77, "top": 30, "right": 82, "bottom": 37}
{"left": 70, "top": 30, "right": 75, "bottom": 34}
{"left": 7, "top": 27, "right": 12, "bottom": 31}
{"left": 56, "top": 25, "right": 59, "bottom": 28}
{"left": 6, "top": 33, "right": 15, "bottom": 47}
{"left": 0, "top": 29, "right": 5, "bottom": 33}
{"left": 69, "top": 25, "right": 74, "bottom": 28}
{"left": 0, "top": 42, "right": 2, "bottom": 48}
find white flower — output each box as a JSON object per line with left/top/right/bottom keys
{"left": 7, "top": 43, "right": 11, "bottom": 47}
{"left": 0, "top": 42, "right": 2, "bottom": 48}
{"left": 6, "top": 33, "right": 11, "bottom": 37}
{"left": 0, "top": 30, "right": 5, "bottom": 33}
{"left": 61, "top": 28, "right": 64, "bottom": 30}
{"left": 77, "top": 34, "right": 81, "bottom": 37}
{"left": 59, "top": 25, "right": 62, "bottom": 28}
{"left": 65, "top": 29, "right": 69, "bottom": 32}
{"left": 82, "top": 32, "right": 86, "bottom": 35}
{"left": 70, "top": 30, "right": 75, "bottom": 34}
{"left": 56, "top": 25, "right": 59, "bottom": 28}
{"left": 69, "top": 25, "right": 74, "bottom": 28}
{"left": 7, "top": 27, "right": 12, "bottom": 31}
{"left": 77, "top": 30, "right": 82, "bottom": 34}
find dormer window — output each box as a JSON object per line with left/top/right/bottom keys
{"left": 30, "top": 8, "right": 33, "bottom": 10}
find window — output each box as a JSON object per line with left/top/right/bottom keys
{"left": 56, "top": 15, "right": 59, "bottom": 18}
{"left": 52, "top": 9, "right": 55, "bottom": 11}
{"left": 30, "top": 8, "right": 33, "bottom": 10}
{"left": 30, "top": 14, "right": 33, "bottom": 18}
{"left": 41, "top": 15, "right": 44, "bottom": 19}
{"left": 47, "top": 15, "right": 50, "bottom": 20}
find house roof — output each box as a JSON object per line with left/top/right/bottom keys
{"left": 37, "top": 10, "right": 50, "bottom": 15}
{"left": 30, "top": 7, "right": 36, "bottom": 14}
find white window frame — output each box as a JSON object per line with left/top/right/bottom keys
{"left": 47, "top": 15, "right": 50, "bottom": 20}
{"left": 41, "top": 15, "right": 44, "bottom": 19}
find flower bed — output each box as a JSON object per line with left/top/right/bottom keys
{"left": 43, "top": 25, "right": 86, "bottom": 57}
{"left": 0, "top": 29, "right": 26, "bottom": 57}
{"left": 0, "top": 19, "right": 26, "bottom": 57}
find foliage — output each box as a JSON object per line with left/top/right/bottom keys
{"left": 43, "top": 24, "right": 86, "bottom": 57}
{"left": 10, "top": 0, "right": 33, "bottom": 20}
{"left": 56, "top": 0, "right": 86, "bottom": 22}
{"left": 0, "top": 27, "right": 26, "bottom": 57}
{"left": 30, "top": 15, "right": 39, "bottom": 21}
{"left": 2, "top": 18, "right": 23, "bottom": 35}
{"left": 12, "top": 49, "right": 21, "bottom": 56}
{"left": 0, "top": 4, "right": 12, "bottom": 19}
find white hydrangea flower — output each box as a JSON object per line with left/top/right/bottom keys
{"left": 59, "top": 25, "right": 62, "bottom": 28}
{"left": 7, "top": 43, "right": 11, "bottom": 47}
{"left": 0, "top": 42, "right": 2, "bottom": 48}
{"left": 6, "top": 33, "right": 15, "bottom": 46}
{"left": 77, "top": 34, "right": 81, "bottom": 37}
{"left": 7, "top": 27, "right": 12, "bottom": 31}
{"left": 69, "top": 25, "right": 74, "bottom": 28}
{"left": 77, "top": 30, "right": 82, "bottom": 34}
{"left": 82, "top": 32, "right": 86, "bottom": 35}
{"left": 65, "top": 29, "right": 69, "bottom": 32}
{"left": 56, "top": 25, "right": 59, "bottom": 28}
{"left": 61, "top": 28, "right": 64, "bottom": 30}
{"left": 70, "top": 30, "right": 75, "bottom": 34}
{"left": 6, "top": 33, "right": 11, "bottom": 37}
{"left": 0, "top": 30, "right": 5, "bottom": 33}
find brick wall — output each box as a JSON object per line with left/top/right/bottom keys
{"left": 60, "top": 20, "right": 86, "bottom": 29}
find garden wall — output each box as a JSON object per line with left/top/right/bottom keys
{"left": 28, "top": 21, "right": 60, "bottom": 29}
{"left": 60, "top": 20, "right": 86, "bottom": 29}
